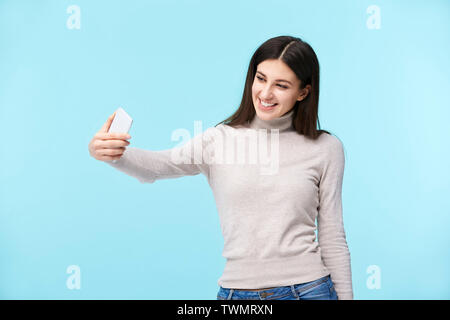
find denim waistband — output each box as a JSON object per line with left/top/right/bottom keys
{"left": 218, "top": 274, "right": 332, "bottom": 300}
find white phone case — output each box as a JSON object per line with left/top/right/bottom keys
{"left": 108, "top": 107, "right": 133, "bottom": 163}
{"left": 109, "top": 107, "right": 133, "bottom": 134}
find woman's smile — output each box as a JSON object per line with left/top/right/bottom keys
{"left": 258, "top": 98, "right": 278, "bottom": 111}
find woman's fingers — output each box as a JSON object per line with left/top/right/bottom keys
{"left": 100, "top": 112, "right": 116, "bottom": 133}
{"left": 98, "top": 147, "right": 126, "bottom": 156}
{"left": 95, "top": 139, "right": 130, "bottom": 149}
{"left": 89, "top": 112, "right": 132, "bottom": 162}
{"left": 95, "top": 131, "right": 131, "bottom": 140}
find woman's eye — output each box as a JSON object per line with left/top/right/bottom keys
{"left": 256, "top": 76, "right": 287, "bottom": 89}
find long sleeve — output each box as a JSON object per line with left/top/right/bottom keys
{"left": 317, "top": 136, "right": 353, "bottom": 300}
{"left": 106, "top": 126, "right": 217, "bottom": 184}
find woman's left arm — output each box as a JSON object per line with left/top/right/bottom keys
{"left": 317, "top": 135, "right": 354, "bottom": 300}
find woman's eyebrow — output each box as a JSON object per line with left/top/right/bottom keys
{"left": 256, "top": 71, "right": 292, "bottom": 85}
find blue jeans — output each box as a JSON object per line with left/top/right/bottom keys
{"left": 217, "top": 274, "right": 338, "bottom": 300}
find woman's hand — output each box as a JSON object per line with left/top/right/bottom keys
{"left": 88, "top": 112, "right": 131, "bottom": 162}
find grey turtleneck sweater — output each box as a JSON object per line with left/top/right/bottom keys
{"left": 106, "top": 108, "right": 353, "bottom": 299}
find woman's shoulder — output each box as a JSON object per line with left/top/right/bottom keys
{"left": 314, "top": 132, "right": 345, "bottom": 159}
{"left": 211, "top": 122, "right": 249, "bottom": 136}
{"left": 215, "top": 122, "right": 249, "bottom": 130}
{"left": 200, "top": 123, "right": 232, "bottom": 141}
{"left": 318, "top": 132, "right": 343, "bottom": 147}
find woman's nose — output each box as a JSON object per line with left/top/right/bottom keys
{"left": 260, "top": 85, "right": 274, "bottom": 99}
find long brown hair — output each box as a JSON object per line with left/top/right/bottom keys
{"left": 215, "top": 35, "right": 331, "bottom": 140}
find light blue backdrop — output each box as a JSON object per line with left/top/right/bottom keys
{"left": 1, "top": 0, "right": 449, "bottom": 299}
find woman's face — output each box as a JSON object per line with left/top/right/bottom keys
{"left": 252, "top": 59, "right": 310, "bottom": 121}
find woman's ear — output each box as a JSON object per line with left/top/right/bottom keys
{"left": 297, "top": 85, "right": 311, "bottom": 102}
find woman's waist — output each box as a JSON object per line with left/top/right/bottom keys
{"left": 218, "top": 253, "right": 329, "bottom": 289}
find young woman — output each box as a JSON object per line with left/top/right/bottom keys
{"left": 88, "top": 35, "right": 353, "bottom": 300}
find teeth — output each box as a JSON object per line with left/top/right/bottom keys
{"left": 261, "top": 99, "right": 276, "bottom": 107}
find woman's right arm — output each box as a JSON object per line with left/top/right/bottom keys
{"left": 88, "top": 112, "right": 215, "bottom": 184}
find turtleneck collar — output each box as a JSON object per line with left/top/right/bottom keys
{"left": 248, "top": 108, "right": 295, "bottom": 133}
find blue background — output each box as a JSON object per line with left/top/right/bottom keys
{"left": 0, "top": 0, "right": 449, "bottom": 299}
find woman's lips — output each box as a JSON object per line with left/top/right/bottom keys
{"left": 258, "top": 98, "right": 278, "bottom": 111}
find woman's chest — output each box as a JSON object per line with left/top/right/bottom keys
{"left": 209, "top": 142, "right": 322, "bottom": 208}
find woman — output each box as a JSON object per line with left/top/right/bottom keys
{"left": 88, "top": 35, "right": 353, "bottom": 300}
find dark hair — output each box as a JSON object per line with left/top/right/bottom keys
{"left": 215, "top": 35, "right": 331, "bottom": 140}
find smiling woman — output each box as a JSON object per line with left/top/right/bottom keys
{"left": 253, "top": 59, "right": 308, "bottom": 119}
{"left": 95, "top": 35, "right": 353, "bottom": 301}
{"left": 216, "top": 36, "right": 330, "bottom": 140}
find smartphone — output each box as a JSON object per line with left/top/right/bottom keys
{"left": 109, "top": 107, "right": 133, "bottom": 134}
{"left": 108, "top": 107, "right": 133, "bottom": 163}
